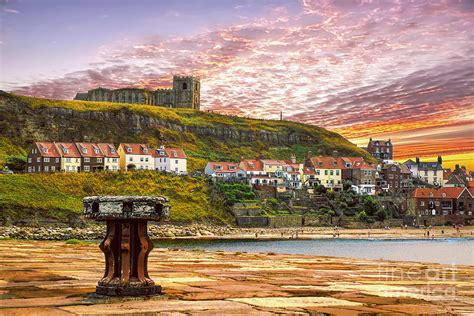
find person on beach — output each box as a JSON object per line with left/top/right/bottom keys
{"left": 427, "top": 230, "right": 430, "bottom": 238}
{"left": 255, "top": 232, "right": 258, "bottom": 238}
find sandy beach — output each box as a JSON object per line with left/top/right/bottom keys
{"left": 0, "top": 239, "right": 473, "bottom": 315}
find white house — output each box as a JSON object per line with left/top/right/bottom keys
{"left": 204, "top": 162, "right": 246, "bottom": 180}
{"left": 118, "top": 143, "right": 154, "bottom": 171}
{"left": 153, "top": 146, "right": 187, "bottom": 175}
{"left": 239, "top": 159, "right": 266, "bottom": 177}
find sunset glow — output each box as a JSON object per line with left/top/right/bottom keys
{"left": 1, "top": 0, "right": 473, "bottom": 168}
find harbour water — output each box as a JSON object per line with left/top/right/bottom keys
{"left": 154, "top": 238, "right": 474, "bottom": 265}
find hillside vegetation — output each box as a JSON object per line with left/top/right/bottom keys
{"left": 0, "top": 91, "right": 374, "bottom": 225}
{"left": 0, "top": 171, "right": 229, "bottom": 225}
{"left": 0, "top": 91, "right": 373, "bottom": 172}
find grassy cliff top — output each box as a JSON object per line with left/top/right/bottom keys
{"left": 0, "top": 91, "right": 373, "bottom": 170}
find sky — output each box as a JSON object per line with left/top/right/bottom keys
{"left": 1, "top": 0, "right": 473, "bottom": 169}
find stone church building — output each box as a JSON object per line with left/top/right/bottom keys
{"left": 74, "top": 75, "right": 200, "bottom": 110}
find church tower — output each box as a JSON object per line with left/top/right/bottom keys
{"left": 173, "top": 76, "right": 200, "bottom": 110}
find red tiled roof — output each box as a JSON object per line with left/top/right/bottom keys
{"left": 207, "top": 162, "right": 241, "bottom": 173}
{"left": 35, "top": 142, "right": 60, "bottom": 158}
{"left": 75, "top": 143, "right": 104, "bottom": 158}
{"left": 119, "top": 143, "right": 152, "bottom": 156}
{"left": 412, "top": 187, "right": 465, "bottom": 199}
{"left": 165, "top": 147, "right": 186, "bottom": 159}
{"left": 303, "top": 167, "right": 316, "bottom": 175}
{"left": 98, "top": 143, "right": 119, "bottom": 158}
{"left": 310, "top": 156, "right": 344, "bottom": 169}
{"left": 468, "top": 181, "right": 474, "bottom": 188}
{"left": 260, "top": 159, "right": 288, "bottom": 166}
{"left": 240, "top": 159, "right": 264, "bottom": 172}
{"left": 55, "top": 142, "right": 81, "bottom": 158}
{"left": 152, "top": 147, "right": 187, "bottom": 159}
{"left": 468, "top": 187, "right": 474, "bottom": 197}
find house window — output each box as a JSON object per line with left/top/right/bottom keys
{"left": 97, "top": 158, "right": 102, "bottom": 163}
{"left": 129, "top": 157, "right": 133, "bottom": 162}
{"left": 420, "top": 201, "right": 425, "bottom": 206}
{"left": 44, "top": 158, "right": 50, "bottom": 162}
{"left": 316, "top": 170, "right": 320, "bottom": 175}
{"left": 140, "top": 157, "right": 144, "bottom": 162}
{"left": 84, "top": 166, "right": 90, "bottom": 171}
{"left": 28, "top": 167, "right": 32, "bottom": 172}
{"left": 336, "top": 170, "right": 339, "bottom": 176}
{"left": 56, "top": 158, "right": 59, "bottom": 163}
{"left": 66, "top": 158, "right": 71, "bottom": 163}
{"left": 324, "top": 170, "right": 328, "bottom": 175}
{"left": 28, "top": 158, "right": 32, "bottom": 163}
{"left": 84, "top": 158, "right": 90, "bottom": 163}
{"left": 51, "top": 166, "right": 55, "bottom": 171}
{"left": 330, "top": 170, "right": 334, "bottom": 176}
{"left": 37, "top": 157, "right": 41, "bottom": 162}
{"left": 145, "top": 158, "right": 149, "bottom": 162}
{"left": 113, "top": 158, "right": 117, "bottom": 163}
{"left": 175, "top": 160, "right": 179, "bottom": 164}
{"left": 182, "top": 82, "right": 187, "bottom": 89}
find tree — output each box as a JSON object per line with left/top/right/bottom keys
{"left": 363, "top": 196, "right": 379, "bottom": 216}
{"left": 358, "top": 210, "right": 368, "bottom": 222}
{"left": 375, "top": 208, "right": 388, "bottom": 221}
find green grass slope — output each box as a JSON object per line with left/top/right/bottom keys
{"left": 0, "top": 91, "right": 374, "bottom": 172}
{"left": 0, "top": 171, "right": 229, "bottom": 225}
{"left": 0, "top": 91, "right": 374, "bottom": 225}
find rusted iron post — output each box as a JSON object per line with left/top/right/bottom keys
{"left": 83, "top": 196, "right": 170, "bottom": 296}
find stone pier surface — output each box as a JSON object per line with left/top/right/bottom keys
{"left": 0, "top": 240, "right": 473, "bottom": 315}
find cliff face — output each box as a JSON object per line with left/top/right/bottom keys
{"left": 0, "top": 91, "right": 372, "bottom": 168}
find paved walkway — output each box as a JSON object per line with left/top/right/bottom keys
{"left": 0, "top": 240, "right": 473, "bottom": 315}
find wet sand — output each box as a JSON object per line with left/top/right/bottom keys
{"left": 0, "top": 240, "right": 473, "bottom": 315}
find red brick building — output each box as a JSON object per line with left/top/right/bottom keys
{"left": 408, "top": 187, "right": 474, "bottom": 225}
{"left": 367, "top": 138, "right": 393, "bottom": 160}
{"left": 27, "top": 142, "right": 61, "bottom": 173}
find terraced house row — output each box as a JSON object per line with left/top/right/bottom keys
{"left": 27, "top": 142, "right": 187, "bottom": 174}
{"left": 205, "top": 155, "right": 378, "bottom": 195}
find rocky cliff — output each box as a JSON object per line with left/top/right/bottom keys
{"left": 0, "top": 91, "right": 372, "bottom": 169}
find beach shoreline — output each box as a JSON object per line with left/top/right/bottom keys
{"left": 1, "top": 224, "right": 473, "bottom": 241}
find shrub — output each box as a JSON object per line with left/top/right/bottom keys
{"left": 375, "top": 208, "right": 388, "bottom": 221}
{"left": 358, "top": 210, "right": 368, "bottom": 222}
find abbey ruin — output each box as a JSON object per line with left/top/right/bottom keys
{"left": 74, "top": 75, "right": 200, "bottom": 110}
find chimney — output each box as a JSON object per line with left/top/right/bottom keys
{"left": 416, "top": 157, "right": 420, "bottom": 164}
{"left": 437, "top": 155, "right": 442, "bottom": 165}
{"left": 290, "top": 154, "right": 296, "bottom": 164}
{"left": 455, "top": 164, "right": 460, "bottom": 170}
{"left": 332, "top": 150, "right": 338, "bottom": 158}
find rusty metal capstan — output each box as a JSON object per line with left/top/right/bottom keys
{"left": 83, "top": 196, "right": 170, "bottom": 296}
